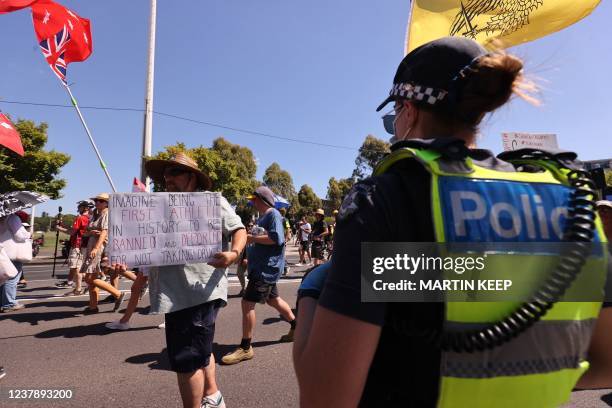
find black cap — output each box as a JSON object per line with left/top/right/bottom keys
{"left": 376, "top": 37, "right": 487, "bottom": 112}
{"left": 77, "top": 200, "right": 94, "bottom": 209}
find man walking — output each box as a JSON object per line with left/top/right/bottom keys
{"left": 56, "top": 200, "right": 92, "bottom": 293}
{"left": 142, "top": 152, "right": 247, "bottom": 408}
{"left": 296, "top": 216, "right": 311, "bottom": 266}
{"left": 222, "top": 186, "right": 296, "bottom": 365}
{"left": 310, "top": 209, "right": 328, "bottom": 267}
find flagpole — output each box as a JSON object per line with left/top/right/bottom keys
{"left": 140, "top": 0, "right": 157, "bottom": 192}
{"left": 63, "top": 83, "right": 117, "bottom": 193}
{"left": 404, "top": 0, "right": 416, "bottom": 54}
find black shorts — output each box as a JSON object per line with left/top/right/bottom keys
{"left": 300, "top": 241, "right": 310, "bottom": 251}
{"left": 243, "top": 278, "right": 279, "bottom": 304}
{"left": 311, "top": 242, "right": 324, "bottom": 260}
{"left": 164, "top": 300, "right": 222, "bottom": 373}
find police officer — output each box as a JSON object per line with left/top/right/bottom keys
{"left": 293, "top": 37, "right": 610, "bottom": 407}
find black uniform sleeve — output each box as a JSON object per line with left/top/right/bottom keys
{"left": 318, "top": 180, "right": 389, "bottom": 326}
{"left": 602, "top": 253, "right": 612, "bottom": 307}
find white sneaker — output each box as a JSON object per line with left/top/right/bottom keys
{"left": 158, "top": 322, "right": 166, "bottom": 329}
{"left": 105, "top": 320, "right": 131, "bottom": 331}
{"left": 202, "top": 391, "right": 226, "bottom": 408}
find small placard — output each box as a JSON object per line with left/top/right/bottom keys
{"left": 107, "top": 192, "right": 222, "bottom": 267}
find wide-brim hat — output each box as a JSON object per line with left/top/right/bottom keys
{"left": 145, "top": 152, "right": 212, "bottom": 191}
{"left": 90, "top": 193, "right": 110, "bottom": 202}
{"left": 315, "top": 209, "right": 325, "bottom": 216}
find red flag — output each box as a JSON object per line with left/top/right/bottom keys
{"left": 132, "top": 177, "right": 147, "bottom": 193}
{"left": 0, "top": 0, "right": 39, "bottom": 14}
{"left": 0, "top": 114, "right": 25, "bottom": 156}
{"left": 31, "top": 0, "right": 92, "bottom": 81}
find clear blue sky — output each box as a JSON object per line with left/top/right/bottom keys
{"left": 1, "top": 0, "right": 610, "bottom": 217}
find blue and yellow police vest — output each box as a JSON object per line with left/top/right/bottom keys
{"left": 374, "top": 146, "right": 607, "bottom": 408}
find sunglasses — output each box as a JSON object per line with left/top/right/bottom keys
{"left": 94, "top": 199, "right": 107, "bottom": 203}
{"left": 164, "top": 166, "right": 190, "bottom": 178}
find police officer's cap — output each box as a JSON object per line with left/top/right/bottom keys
{"left": 376, "top": 37, "right": 487, "bottom": 112}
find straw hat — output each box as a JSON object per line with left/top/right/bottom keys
{"left": 315, "top": 209, "right": 325, "bottom": 216}
{"left": 145, "top": 152, "right": 212, "bottom": 191}
{"left": 90, "top": 193, "right": 110, "bottom": 202}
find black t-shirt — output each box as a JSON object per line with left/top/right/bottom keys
{"left": 312, "top": 220, "right": 328, "bottom": 243}
{"left": 319, "top": 158, "right": 443, "bottom": 407}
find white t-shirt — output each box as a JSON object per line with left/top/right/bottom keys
{"left": 300, "top": 223, "right": 311, "bottom": 242}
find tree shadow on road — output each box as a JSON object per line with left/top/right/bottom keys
{"left": 35, "top": 322, "right": 154, "bottom": 339}
{"left": 17, "top": 286, "right": 62, "bottom": 293}
{"left": 0, "top": 308, "right": 85, "bottom": 325}
{"left": 125, "top": 349, "right": 171, "bottom": 371}
{"left": 21, "top": 300, "right": 89, "bottom": 309}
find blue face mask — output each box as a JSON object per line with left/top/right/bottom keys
{"left": 381, "top": 103, "right": 405, "bottom": 143}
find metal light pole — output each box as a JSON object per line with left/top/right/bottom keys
{"left": 140, "top": 0, "right": 157, "bottom": 192}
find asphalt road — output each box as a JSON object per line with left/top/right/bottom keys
{"left": 2, "top": 247, "right": 612, "bottom": 407}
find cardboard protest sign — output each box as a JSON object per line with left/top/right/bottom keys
{"left": 108, "top": 192, "right": 222, "bottom": 267}
{"left": 502, "top": 133, "right": 558, "bottom": 152}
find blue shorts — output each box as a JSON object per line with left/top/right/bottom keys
{"left": 164, "top": 300, "right": 221, "bottom": 373}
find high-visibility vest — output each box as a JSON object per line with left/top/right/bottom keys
{"left": 374, "top": 146, "right": 607, "bottom": 408}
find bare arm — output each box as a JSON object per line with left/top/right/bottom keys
{"left": 293, "top": 302, "right": 381, "bottom": 407}
{"left": 88, "top": 229, "right": 108, "bottom": 259}
{"left": 247, "top": 234, "right": 276, "bottom": 245}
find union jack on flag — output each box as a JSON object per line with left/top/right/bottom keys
{"left": 39, "top": 25, "right": 71, "bottom": 83}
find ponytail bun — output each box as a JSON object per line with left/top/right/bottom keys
{"left": 455, "top": 52, "right": 526, "bottom": 124}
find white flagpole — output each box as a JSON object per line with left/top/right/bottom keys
{"left": 30, "top": 205, "right": 35, "bottom": 234}
{"left": 140, "top": 0, "right": 157, "bottom": 192}
{"left": 64, "top": 83, "right": 117, "bottom": 192}
{"left": 404, "top": 0, "right": 416, "bottom": 54}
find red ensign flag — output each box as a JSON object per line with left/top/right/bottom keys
{"left": 0, "top": 114, "right": 25, "bottom": 156}
{"left": 132, "top": 178, "right": 147, "bottom": 193}
{"left": 0, "top": 0, "right": 40, "bottom": 14}
{"left": 31, "top": 0, "right": 92, "bottom": 82}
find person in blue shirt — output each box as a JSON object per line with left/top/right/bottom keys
{"left": 222, "top": 186, "right": 297, "bottom": 365}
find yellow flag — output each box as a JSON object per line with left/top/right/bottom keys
{"left": 406, "top": 0, "right": 601, "bottom": 52}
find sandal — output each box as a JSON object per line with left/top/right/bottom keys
{"left": 63, "top": 289, "right": 84, "bottom": 297}
{"left": 83, "top": 307, "right": 99, "bottom": 314}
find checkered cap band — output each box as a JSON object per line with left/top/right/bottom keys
{"left": 389, "top": 83, "right": 448, "bottom": 105}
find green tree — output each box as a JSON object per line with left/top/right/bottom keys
{"left": 0, "top": 119, "right": 70, "bottom": 198}
{"left": 211, "top": 137, "right": 257, "bottom": 180}
{"left": 33, "top": 215, "right": 52, "bottom": 232}
{"left": 352, "top": 134, "right": 390, "bottom": 181}
{"left": 151, "top": 140, "right": 258, "bottom": 205}
{"left": 263, "top": 162, "right": 296, "bottom": 199}
{"left": 326, "top": 177, "right": 354, "bottom": 210}
{"left": 297, "top": 184, "right": 322, "bottom": 216}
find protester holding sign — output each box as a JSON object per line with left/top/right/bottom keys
{"left": 115, "top": 152, "right": 246, "bottom": 408}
